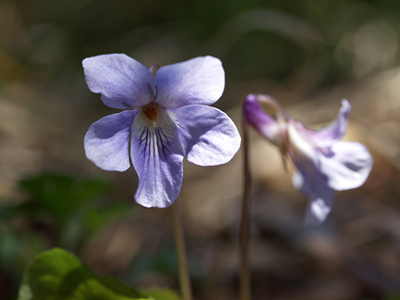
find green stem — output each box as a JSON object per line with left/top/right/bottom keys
{"left": 240, "top": 113, "right": 252, "bottom": 300}
{"left": 172, "top": 199, "right": 193, "bottom": 300}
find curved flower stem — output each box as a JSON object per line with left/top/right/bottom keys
{"left": 240, "top": 112, "right": 252, "bottom": 300}
{"left": 172, "top": 199, "right": 193, "bottom": 300}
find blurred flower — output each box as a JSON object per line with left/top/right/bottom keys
{"left": 83, "top": 54, "right": 240, "bottom": 208}
{"left": 243, "top": 94, "right": 373, "bottom": 225}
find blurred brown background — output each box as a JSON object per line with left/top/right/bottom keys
{"left": 1, "top": 0, "right": 400, "bottom": 299}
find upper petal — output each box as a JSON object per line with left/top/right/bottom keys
{"left": 130, "top": 107, "right": 184, "bottom": 208}
{"left": 82, "top": 54, "right": 156, "bottom": 109}
{"left": 169, "top": 105, "right": 241, "bottom": 166}
{"left": 243, "top": 94, "right": 280, "bottom": 145}
{"left": 319, "top": 141, "right": 373, "bottom": 191}
{"left": 84, "top": 110, "right": 139, "bottom": 171}
{"left": 306, "top": 99, "right": 351, "bottom": 148}
{"left": 155, "top": 56, "right": 225, "bottom": 108}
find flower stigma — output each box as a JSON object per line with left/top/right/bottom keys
{"left": 142, "top": 102, "right": 158, "bottom": 124}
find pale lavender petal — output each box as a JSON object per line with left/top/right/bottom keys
{"left": 84, "top": 110, "right": 139, "bottom": 171}
{"left": 291, "top": 170, "right": 309, "bottom": 194}
{"left": 292, "top": 168, "right": 334, "bottom": 226}
{"left": 307, "top": 99, "right": 351, "bottom": 148}
{"left": 130, "top": 107, "right": 184, "bottom": 208}
{"left": 304, "top": 185, "right": 335, "bottom": 226}
{"left": 319, "top": 141, "right": 373, "bottom": 191}
{"left": 82, "top": 54, "right": 155, "bottom": 109}
{"left": 168, "top": 105, "right": 241, "bottom": 166}
{"left": 288, "top": 120, "right": 334, "bottom": 225}
{"left": 289, "top": 121, "right": 371, "bottom": 225}
{"left": 243, "top": 94, "right": 279, "bottom": 144}
{"left": 287, "top": 120, "right": 319, "bottom": 167}
{"left": 155, "top": 56, "right": 224, "bottom": 108}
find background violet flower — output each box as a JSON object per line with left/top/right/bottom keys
{"left": 83, "top": 54, "right": 241, "bottom": 208}
{"left": 243, "top": 94, "right": 373, "bottom": 225}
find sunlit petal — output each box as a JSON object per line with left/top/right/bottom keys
{"left": 168, "top": 105, "right": 241, "bottom": 166}
{"left": 304, "top": 185, "right": 335, "bottom": 226}
{"left": 130, "top": 107, "right": 184, "bottom": 207}
{"left": 293, "top": 167, "right": 334, "bottom": 226}
{"left": 83, "top": 54, "right": 156, "bottom": 109}
{"left": 291, "top": 170, "right": 309, "bottom": 194}
{"left": 287, "top": 120, "right": 319, "bottom": 166}
{"left": 155, "top": 56, "right": 225, "bottom": 108}
{"left": 319, "top": 141, "right": 373, "bottom": 191}
{"left": 84, "top": 110, "right": 139, "bottom": 171}
{"left": 306, "top": 99, "right": 351, "bottom": 148}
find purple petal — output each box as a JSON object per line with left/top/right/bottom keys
{"left": 292, "top": 170, "right": 334, "bottom": 226}
{"left": 289, "top": 120, "right": 372, "bottom": 225}
{"left": 291, "top": 170, "right": 309, "bottom": 194}
{"left": 288, "top": 119, "right": 335, "bottom": 225}
{"left": 304, "top": 185, "right": 335, "bottom": 226}
{"left": 130, "top": 107, "right": 184, "bottom": 208}
{"left": 319, "top": 141, "right": 373, "bottom": 191}
{"left": 155, "top": 56, "right": 225, "bottom": 108}
{"left": 84, "top": 110, "right": 139, "bottom": 171}
{"left": 243, "top": 94, "right": 279, "bottom": 144}
{"left": 169, "top": 105, "right": 241, "bottom": 166}
{"left": 307, "top": 99, "right": 351, "bottom": 147}
{"left": 82, "top": 54, "right": 156, "bottom": 109}
{"left": 287, "top": 120, "right": 319, "bottom": 167}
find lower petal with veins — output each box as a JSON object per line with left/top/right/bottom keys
{"left": 130, "top": 108, "right": 184, "bottom": 208}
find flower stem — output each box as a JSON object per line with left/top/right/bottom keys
{"left": 172, "top": 199, "right": 193, "bottom": 300}
{"left": 240, "top": 112, "right": 252, "bottom": 300}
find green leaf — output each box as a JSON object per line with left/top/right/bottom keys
{"left": 66, "top": 279, "right": 138, "bottom": 300}
{"left": 19, "top": 173, "right": 110, "bottom": 222}
{"left": 141, "top": 288, "right": 182, "bottom": 300}
{"left": 18, "top": 248, "right": 149, "bottom": 300}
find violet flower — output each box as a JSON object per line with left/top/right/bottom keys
{"left": 243, "top": 94, "right": 373, "bottom": 225}
{"left": 83, "top": 54, "right": 241, "bottom": 208}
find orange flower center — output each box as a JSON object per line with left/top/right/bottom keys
{"left": 143, "top": 102, "right": 157, "bottom": 120}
